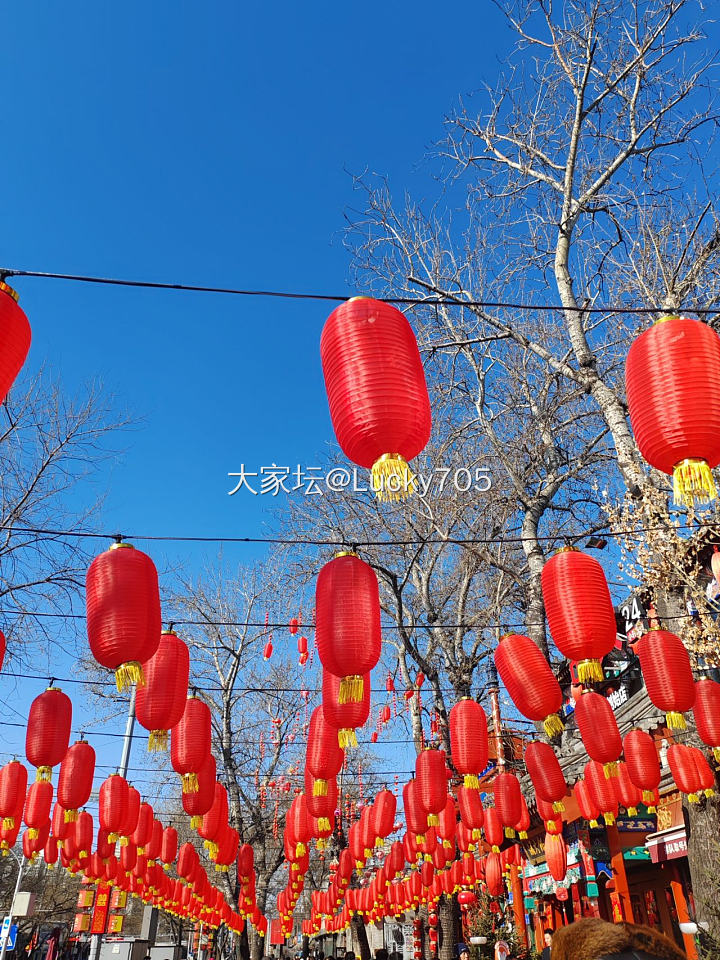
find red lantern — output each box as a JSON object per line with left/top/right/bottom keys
{"left": 305, "top": 706, "right": 345, "bottom": 796}
{"left": 0, "top": 631, "right": 5, "bottom": 673}
{"left": 0, "top": 283, "right": 31, "bottom": 404}
{"left": 415, "top": 749, "right": 447, "bottom": 825}
{"left": 494, "top": 634, "right": 564, "bottom": 737}
{"left": 574, "top": 779, "right": 600, "bottom": 828}
{"left": 524, "top": 741, "right": 566, "bottom": 809}
{"left": 634, "top": 630, "right": 695, "bottom": 729}
{"left": 485, "top": 851, "right": 504, "bottom": 897}
{"left": 321, "top": 669, "right": 370, "bottom": 749}
{"left": 584, "top": 761, "right": 619, "bottom": 824}
{"left": 691, "top": 749, "right": 715, "bottom": 798}
{"left": 321, "top": 297, "right": 432, "bottom": 500}
{"left": 0, "top": 761, "right": 27, "bottom": 829}
{"left": 457, "top": 787, "right": 484, "bottom": 839}
{"left": 263, "top": 640, "right": 273, "bottom": 661}
{"left": 315, "top": 553, "right": 380, "bottom": 703}
{"left": 449, "top": 699, "right": 489, "bottom": 787}
{"left": 694, "top": 677, "right": 720, "bottom": 760}
{"left": 75, "top": 810, "right": 94, "bottom": 858}
{"left": 612, "top": 762, "right": 642, "bottom": 816}
{"left": 493, "top": 772, "right": 522, "bottom": 837}
{"left": 99, "top": 774, "right": 129, "bottom": 842}
{"left": 541, "top": 549, "right": 616, "bottom": 683}
{"left": 171, "top": 696, "right": 212, "bottom": 792}
{"left": 24, "top": 781, "right": 53, "bottom": 838}
{"left": 515, "top": 795, "right": 531, "bottom": 840}
{"left": 86, "top": 542, "right": 161, "bottom": 690}
{"left": 536, "top": 795, "right": 562, "bottom": 834}
{"left": 132, "top": 802, "right": 154, "bottom": 853}
{"left": 667, "top": 744, "right": 703, "bottom": 803}
{"left": 57, "top": 740, "right": 95, "bottom": 822}
{"left": 371, "top": 790, "right": 397, "bottom": 842}
{"left": 136, "top": 629, "right": 190, "bottom": 751}
{"left": 623, "top": 729, "right": 661, "bottom": 806}
{"left": 626, "top": 314, "right": 720, "bottom": 506}
{"left": 403, "top": 780, "right": 429, "bottom": 840}
{"left": 574, "top": 692, "right": 622, "bottom": 776}
{"left": 483, "top": 806, "right": 503, "bottom": 853}
{"left": 182, "top": 755, "right": 216, "bottom": 828}
{"left": 26, "top": 686, "right": 72, "bottom": 781}
{"left": 545, "top": 832, "right": 567, "bottom": 882}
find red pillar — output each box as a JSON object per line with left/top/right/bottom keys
{"left": 669, "top": 875, "right": 698, "bottom": 960}
{"left": 509, "top": 865, "right": 527, "bottom": 950}
{"left": 606, "top": 825, "right": 632, "bottom": 921}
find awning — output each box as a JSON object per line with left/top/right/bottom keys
{"left": 645, "top": 826, "right": 688, "bottom": 863}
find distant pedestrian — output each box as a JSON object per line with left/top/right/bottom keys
{"left": 540, "top": 928, "right": 553, "bottom": 960}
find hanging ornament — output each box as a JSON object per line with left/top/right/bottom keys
{"left": 626, "top": 314, "right": 720, "bottom": 506}
{"left": 26, "top": 687, "right": 72, "bottom": 781}
{"left": 541, "top": 548, "right": 616, "bottom": 684}
{"left": 634, "top": 630, "right": 695, "bottom": 729}
{"left": 694, "top": 677, "right": 720, "bottom": 761}
{"left": 136, "top": 629, "right": 190, "bottom": 751}
{"left": 623, "top": 729, "right": 661, "bottom": 807}
{"left": 574, "top": 691, "right": 622, "bottom": 777}
{"left": 320, "top": 297, "right": 432, "bottom": 500}
{"left": 494, "top": 634, "right": 564, "bottom": 736}
{"left": 0, "top": 282, "right": 31, "bottom": 404}
{"left": 449, "top": 699, "right": 489, "bottom": 787}
{"left": 57, "top": 740, "right": 95, "bottom": 821}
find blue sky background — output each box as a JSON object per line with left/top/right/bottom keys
{"left": 0, "top": 3, "right": 517, "bottom": 817}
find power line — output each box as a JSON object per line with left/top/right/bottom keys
{"left": 3, "top": 266, "right": 717, "bottom": 316}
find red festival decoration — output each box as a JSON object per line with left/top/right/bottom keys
{"left": 626, "top": 314, "right": 720, "bottom": 506}
{"left": 573, "top": 692, "right": 622, "bottom": 776}
{"left": 0, "top": 282, "right": 31, "bottom": 405}
{"left": 136, "top": 629, "right": 190, "bottom": 751}
{"left": 694, "top": 677, "right": 720, "bottom": 760}
{"left": 86, "top": 542, "right": 162, "bottom": 691}
{"left": 449, "top": 699, "right": 489, "bottom": 787}
{"left": 57, "top": 740, "right": 95, "bottom": 821}
{"left": 623, "top": 729, "right": 661, "bottom": 808}
{"left": 634, "top": 630, "right": 695, "bottom": 729}
{"left": 26, "top": 687, "right": 72, "bottom": 782}
{"left": 320, "top": 297, "right": 431, "bottom": 500}
{"left": 171, "top": 697, "right": 212, "bottom": 793}
{"left": 494, "top": 634, "right": 564, "bottom": 737}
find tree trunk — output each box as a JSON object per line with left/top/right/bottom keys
{"left": 238, "top": 925, "right": 251, "bottom": 960}
{"left": 520, "top": 509, "right": 549, "bottom": 656}
{"left": 438, "top": 896, "right": 460, "bottom": 960}
{"left": 351, "top": 914, "right": 371, "bottom": 960}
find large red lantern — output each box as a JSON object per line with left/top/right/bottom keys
{"left": 494, "top": 634, "right": 564, "bottom": 737}
{"left": 515, "top": 796, "right": 531, "bottom": 839}
{"left": 24, "top": 781, "right": 53, "bottom": 838}
{"left": 321, "top": 669, "right": 370, "bottom": 748}
{"left": 0, "top": 761, "right": 27, "bottom": 829}
{"left": 634, "top": 630, "right": 695, "bottom": 729}
{"left": 26, "top": 687, "right": 72, "bottom": 781}
{"left": 320, "top": 297, "right": 431, "bottom": 500}
{"left": 371, "top": 789, "right": 396, "bottom": 842}
{"left": 623, "top": 729, "right": 661, "bottom": 806}
{"left": 415, "top": 749, "right": 447, "bottom": 825}
{"left": 0, "top": 283, "right": 31, "bottom": 404}
{"left": 457, "top": 787, "right": 484, "bottom": 840}
{"left": 626, "top": 314, "right": 720, "bottom": 506}
{"left": 306, "top": 706, "right": 345, "bottom": 796}
{"left": 449, "top": 699, "right": 489, "bottom": 786}
{"left": 171, "top": 696, "right": 212, "bottom": 792}
{"left": 57, "top": 740, "right": 95, "bottom": 821}
{"left": 694, "top": 677, "right": 720, "bottom": 760}
{"left": 485, "top": 851, "right": 504, "bottom": 897}
{"left": 667, "top": 744, "right": 703, "bottom": 803}
{"left": 182, "top": 756, "right": 216, "bottom": 828}
{"left": 75, "top": 811, "right": 94, "bottom": 858}
{"left": 612, "top": 762, "right": 642, "bottom": 816}
{"left": 541, "top": 549, "right": 616, "bottom": 683}
{"left": 136, "top": 630, "right": 190, "bottom": 750}
{"left": 573, "top": 692, "right": 622, "bottom": 776}
{"left": 483, "top": 806, "right": 503, "bottom": 853}
{"left": 493, "top": 772, "right": 522, "bottom": 837}
{"left": 584, "top": 761, "right": 619, "bottom": 824}
{"left": 574, "top": 778, "right": 601, "bottom": 827}
{"left": 99, "top": 775, "right": 130, "bottom": 842}
{"left": 315, "top": 553, "right": 381, "bottom": 703}
{"left": 524, "top": 741, "right": 567, "bottom": 809}
{"left": 86, "top": 541, "right": 162, "bottom": 691}
{"left": 545, "top": 832, "right": 567, "bottom": 882}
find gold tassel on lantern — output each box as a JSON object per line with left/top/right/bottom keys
{"left": 577, "top": 659, "right": 604, "bottom": 684}
{"left": 604, "top": 812, "right": 615, "bottom": 825}
{"left": 64, "top": 809, "right": 78, "bottom": 823}
{"left": 312, "top": 778, "right": 328, "bottom": 797}
{"left": 427, "top": 814, "right": 439, "bottom": 827}
{"left": 148, "top": 729, "right": 168, "bottom": 752}
{"left": 338, "top": 675, "right": 364, "bottom": 704}
{"left": 552, "top": 800, "right": 565, "bottom": 813}
{"left": 318, "top": 817, "right": 330, "bottom": 832}
{"left": 543, "top": 714, "right": 564, "bottom": 738}
{"left": 2, "top": 817, "right": 14, "bottom": 830}
{"left": 371, "top": 454, "right": 416, "bottom": 502}
{"left": 338, "top": 729, "right": 358, "bottom": 749}
{"left": 36, "top": 766, "right": 52, "bottom": 782}
{"left": 665, "top": 711, "right": 686, "bottom": 730}
{"left": 115, "top": 661, "right": 145, "bottom": 692}
{"left": 603, "top": 761, "right": 619, "bottom": 779}
{"left": 463, "top": 773, "right": 479, "bottom": 789}
{"left": 181, "top": 772, "right": 199, "bottom": 793}
{"left": 673, "top": 458, "right": 717, "bottom": 508}
{"left": 190, "top": 816, "right": 202, "bottom": 829}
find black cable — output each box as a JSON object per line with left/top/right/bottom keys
{"left": 3, "top": 266, "right": 717, "bottom": 315}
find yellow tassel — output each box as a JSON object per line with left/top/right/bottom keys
{"left": 590, "top": 819, "right": 599, "bottom": 828}
{"left": 338, "top": 729, "right": 358, "bottom": 749}
{"left": 504, "top": 827, "right": 516, "bottom": 839}
{"left": 552, "top": 800, "right": 565, "bottom": 813}
{"left": 115, "top": 661, "right": 145, "bottom": 692}
{"left": 370, "top": 454, "right": 416, "bottom": 502}
{"left": 28, "top": 828, "right": 38, "bottom": 840}
{"left": 182, "top": 772, "right": 199, "bottom": 793}
{"left": 713, "top": 747, "right": 720, "bottom": 764}
{"left": 148, "top": 730, "right": 168, "bottom": 752}
{"left": 604, "top": 813, "right": 615, "bottom": 825}
{"left": 443, "top": 840, "right": 451, "bottom": 849}
{"left": 666, "top": 711, "right": 686, "bottom": 730}
{"left": 648, "top": 805, "right": 657, "bottom": 814}
{"left": 603, "top": 762, "right": 619, "bottom": 779}
{"left": 427, "top": 814, "right": 439, "bottom": 827}
{"left": 2, "top": 817, "right": 14, "bottom": 830}
{"left": 628, "top": 807, "right": 638, "bottom": 817}
{"left": 673, "top": 458, "right": 717, "bottom": 508}
{"left": 120, "top": 837, "right": 129, "bottom": 847}
{"left": 519, "top": 830, "right": 528, "bottom": 840}
{"left": 577, "top": 660, "right": 604, "bottom": 684}
{"left": 316, "top": 838, "right": 326, "bottom": 851}
{"left": 543, "top": 714, "right": 564, "bottom": 738}
{"left": 36, "top": 766, "right": 52, "bottom": 782}
{"left": 65, "top": 809, "right": 78, "bottom": 823}
{"left": 642, "top": 790, "right": 655, "bottom": 804}
{"left": 689, "top": 793, "right": 700, "bottom": 804}
{"left": 491, "top": 845, "right": 499, "bottom": 853}
{"left": 547, "top": 819, "right": 556, "bottom": 832}
{"left": 705, "top": 789, "right": 715, "bottom": 798}
{"left": 313, "top": 779, "right": 328, "bottom": 797}
{"left": 318, "top": 817, "right": 330, "bottom": 832}
{"left": 47, "top": 863, "right": 54, "bottom": 871}
{"left": 338, "top": 675, "right": 363, "bottom": 704}
{"left": 108, "top": 832, "right": 119, "bottom": 843}
{"left": 471, "top": 829, "right": 481, "bottom": 841}
{"left": 463, "top": 774, "right": 479, "bottom": 789}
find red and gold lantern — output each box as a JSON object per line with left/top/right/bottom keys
{"left": 320, "top": 297, "right": 431, "bottom": 500}
{"left": 99, "top": 774, "right": 129, "bottom": 842}
{"left": 24, "top": 781, "right": 53, "bottom": 839}
{"left": 0, "top": 283, "right": 31, "bottom": 405}
{"left": 315, "top": 552, "right": 380, "bottom": 703}
{"left": 449, "top": 699, "right": 489, "bottom": 787}
{"left": 493, "top": 772, "right": 522, "bottom": 838}
{"left": 524, "top": 741, "right": 566, "bottom": 810}
{"left": 26, "top": 686, "right": 72, "bottom": 781}
{"left": 694, "top": 677, "right": 720, "bottom": 760}
{"left": 623, "top": 729, "right": 661, "bottom": 809}
{"left": 171, "top": 696, "right": 212, "bottom": 792}
{"left": 57, "top": 740, "right": 95, "bottom": 822}
{"left": 415, "top": 749, "right": 447, "bottom": 826}
{"left": 573, "top": 692, "right": 622, "bottom": 776}
{"left": 545, "top": 832, "right": 567, "bottom": 882}
{"left": 136, "top": 629, "right": 190, "bottom": 751}
{"left": 541, "top": 549, "right": 616, "bottom": 683}
{"left": 321, "top": 669, "right": 370, "bottom": 749}
{"left": 305, "top": 706, "right": 345, "bottom": 796}
{"left": 494, "top": 634, "right": 564, "bottom": 737}
{"left": 626, "top": 314, "right": 720, "bottom": 506}
{"left": 0, "top": 761, "right": 27, "bottom": 829}
{"left": 634, "top": 630, "right": 695, "bottom": 729}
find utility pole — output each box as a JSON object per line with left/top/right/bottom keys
{"left": 0, "top": 852, "right": 26, "bottom": 960}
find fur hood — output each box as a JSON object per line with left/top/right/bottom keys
{"left": 550, "top": 918, "right": 686, "bottom": 960}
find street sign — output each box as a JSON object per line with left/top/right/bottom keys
{"left": 0, "top": 920, "right": 18, "bottom": 952}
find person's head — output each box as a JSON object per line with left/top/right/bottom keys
{"left": 344, "top": 952, "right": 356, "bottom": 960}
{"left": 375, "top": 950, "right": 388, "bottom": 960}
{"left": 455, "top": 945, "right": 470, "bottom": 960}
{"left": 543, "top": 929, "right": 554, "bottom": 947}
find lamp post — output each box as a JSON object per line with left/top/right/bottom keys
{"left": 0, "top": 850, "right": 26, "bottom": 960}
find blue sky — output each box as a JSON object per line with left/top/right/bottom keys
{"left": 0, "top": 2, "right": 514, "bottom": 803}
